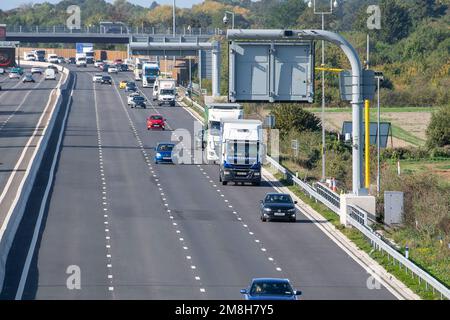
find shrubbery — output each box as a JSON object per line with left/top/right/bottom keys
{"left": 426, "top": 105, "right": 450, "bottom": 149}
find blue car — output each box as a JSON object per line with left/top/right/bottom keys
{"left": 154, "top": 143, "right": 175, "bottom": 164}
{"left": 240, "top": 278, "right": 301, "bottom": 300}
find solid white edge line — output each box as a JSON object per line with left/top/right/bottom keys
{"left": 14, "top": 72, "right": 74, "bottom": 300}
{"left": 181, "top": 93, "right": 407, "bottom": 300}
{"left": 262, "top": 171, "right": 406, "bottom": 300}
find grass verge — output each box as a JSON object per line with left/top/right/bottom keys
{"left": 267, "top": 168, "right": 444, "bottom": 300}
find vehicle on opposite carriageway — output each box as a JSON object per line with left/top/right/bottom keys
{"left": 22, "top": 73, "right": 35, "bottom": 83}
{"left": 45, "top": 68, "right": 56, "bottom": 80}
{"left": 31, "top": 67, "right": 43, "bottom": 74}
{"left": 47, "top": 65, "right": 59, "bottom": 74}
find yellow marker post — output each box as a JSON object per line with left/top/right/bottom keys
{"left": 365, "top": 99, "right": 370, "bottom": 189}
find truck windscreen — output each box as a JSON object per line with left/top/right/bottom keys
{"left": 226, "top": 141, "right": 259, "bottom": 165}
{"left": 145, "top": 68, "right": 159, "bottom": 76}
{"left": 209, "top": 121, "right": 221, "bottom": 135}
{"left": 160, "top": 89, "right": 174, "bottom": 95}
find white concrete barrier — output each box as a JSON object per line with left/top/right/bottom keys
{"left": 0, "top": 62, "right": 71, "bottom": 291}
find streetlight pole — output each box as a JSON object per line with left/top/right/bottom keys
{"left": 224, "top": 11, "right": 235, "bottom": 29}
{"left": 173, "top": 0, "right": 176, "bottom": 37}
{"left": 309, "top": 0, "right": 338, "bottom": 182}
{"left": 321, "top": 12, "right": 326, "bottom": 182}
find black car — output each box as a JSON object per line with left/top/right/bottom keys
{"left": 125, "top": 82, "right": 137, "bottom": 92}
{"left": 119, "top": 64, "right": 129, "bottom": 72}
{"left": 130, "top": 96, "right": 146, "bottom": 108}
{"left": 68, "top": 57, "right": 76, "bottom": 64}
{"left": 102, "top": 64, "right": 109, "bottom": 72}
{"left": 260, "top": 193, "right": 297, "bottom": 222}
{"left": 101, "top": 75, "right": 112, "bottom": 85}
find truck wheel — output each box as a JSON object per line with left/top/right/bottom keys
{"left": 261, "top": 216, "right": 267, "bottom": 222}
{"left": 222, "top": 181, "right": 228, "bottom": 185}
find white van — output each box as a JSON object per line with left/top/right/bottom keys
{"left": 45, "top": 68, "right": 56, "bottom": 80}
{"left": 47, "top": 54, "right": 59, "bottom": 63}
{"left": 152, "top": 78, "right": 177, "bottom": 106}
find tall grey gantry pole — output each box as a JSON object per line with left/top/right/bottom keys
{"left": 227, "top": 29, "right": 364, "bottom": 195}
{"left": 308, "top": 0, "right": 339, "bottom": 182}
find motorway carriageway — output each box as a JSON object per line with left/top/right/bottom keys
{"left": 1, "top": 66, "right": 396, "bottom": 300}
{"left": 0, "top": 68, "right": 63, "bottom": 235}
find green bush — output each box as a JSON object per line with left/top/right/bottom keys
{"left": 426, "top": 105, "right": 450, "bottom": 149}
{"left": 270, "top": 104, "right": 321, "bottom": 136}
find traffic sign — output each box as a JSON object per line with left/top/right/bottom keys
{"left": 229, "top": 41, "right": 314, "bottom": 103}
{"left": 339, "top": 69, "right": 376, "bottom": 101}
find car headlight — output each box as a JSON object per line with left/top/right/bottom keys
{"left": 254, "top": 172, "right": 260, "bottom": 176}
{"left": 223, "top": 170, "right": 230, "bottom": 175}
{"left": 156, "top": 152, "right": 162, "bottom": 158}
{"left": 263, "top": 207, "right": 272, "bottom": 212}
{"left": 288, "top": 208, "right": 296, "bottom": 212}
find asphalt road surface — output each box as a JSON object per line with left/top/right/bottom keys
{"left": 1, "top": 66, "right": 397, "bottom": 300}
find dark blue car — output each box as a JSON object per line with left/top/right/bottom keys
{"left": 240, "top": 278, "right": 301, "bottom": 300}
{"left": 154, "top": 143, "right": 175, "bottom": 164}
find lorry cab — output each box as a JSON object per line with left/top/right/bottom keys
{"left": 219, "top": 119, "right": 264, "bottom": 186}
{"left": 204, "top": 103, "right": 243, "bottom": 163}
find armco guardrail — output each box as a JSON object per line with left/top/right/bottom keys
{"left": 179, "top": 89, "right": 449, "bottom": 299}
{"left": 267, "top": 155, "right": 449, "bottom": 300}
{"left": 265, "top": 155, "right": 341, "bottom": 215}
{"left": 0, "top": 64, "right": 72, "bottom": 290}
{"left": 347, "top": 213, "right": 450, "bottom": 300}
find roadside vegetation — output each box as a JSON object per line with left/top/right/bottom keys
{"left": 3, "top": 0, "right": 448, "bottom": 298}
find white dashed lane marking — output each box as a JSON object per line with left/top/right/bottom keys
{"left": 93, "top": 77, "right": 116, "bottom": 295}
{"left": 110, "top": 76, "right": 207, "bottom": 294}
{"left": 195, "top": 163, "right": 286, "bottom": 275}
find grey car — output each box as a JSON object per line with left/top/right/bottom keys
{"left": 260, "top": 193, "right": 297, "bottom": 222}
{"left": 130, "top": 96, "right": 146, "bottom": 109}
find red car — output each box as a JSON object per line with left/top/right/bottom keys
{"left": 147, "top": 114, "right": 166, "bottom": 130}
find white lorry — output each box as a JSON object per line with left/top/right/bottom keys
{"left": 153, "top": 78, "right": 176, "bottom": 106}
{"left": 203, "top": 103, "right": 243, "bottom": 163}
{"left": 133, "top": 57, "right": 149, "bottom": 81}
{"left": 76, "top": 53, "right": 87, "bottom": 67}
{"left": 219, "top": 119, "right": 264, "bottom": 186}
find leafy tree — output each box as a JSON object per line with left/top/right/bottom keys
{"left": 375, "top": 0, "right": 412, "bottom": 44}
{"left": 261, "top": 0, "right": 307, "bottom": 29}
{"left": 270, "top": 104, "right": 321, "bottom": 136}
{"left": 426, "top": 105, "right": 450, "bottom": 148}
{"left": 406, "top": 0, "right": 447, "bottom": 23}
